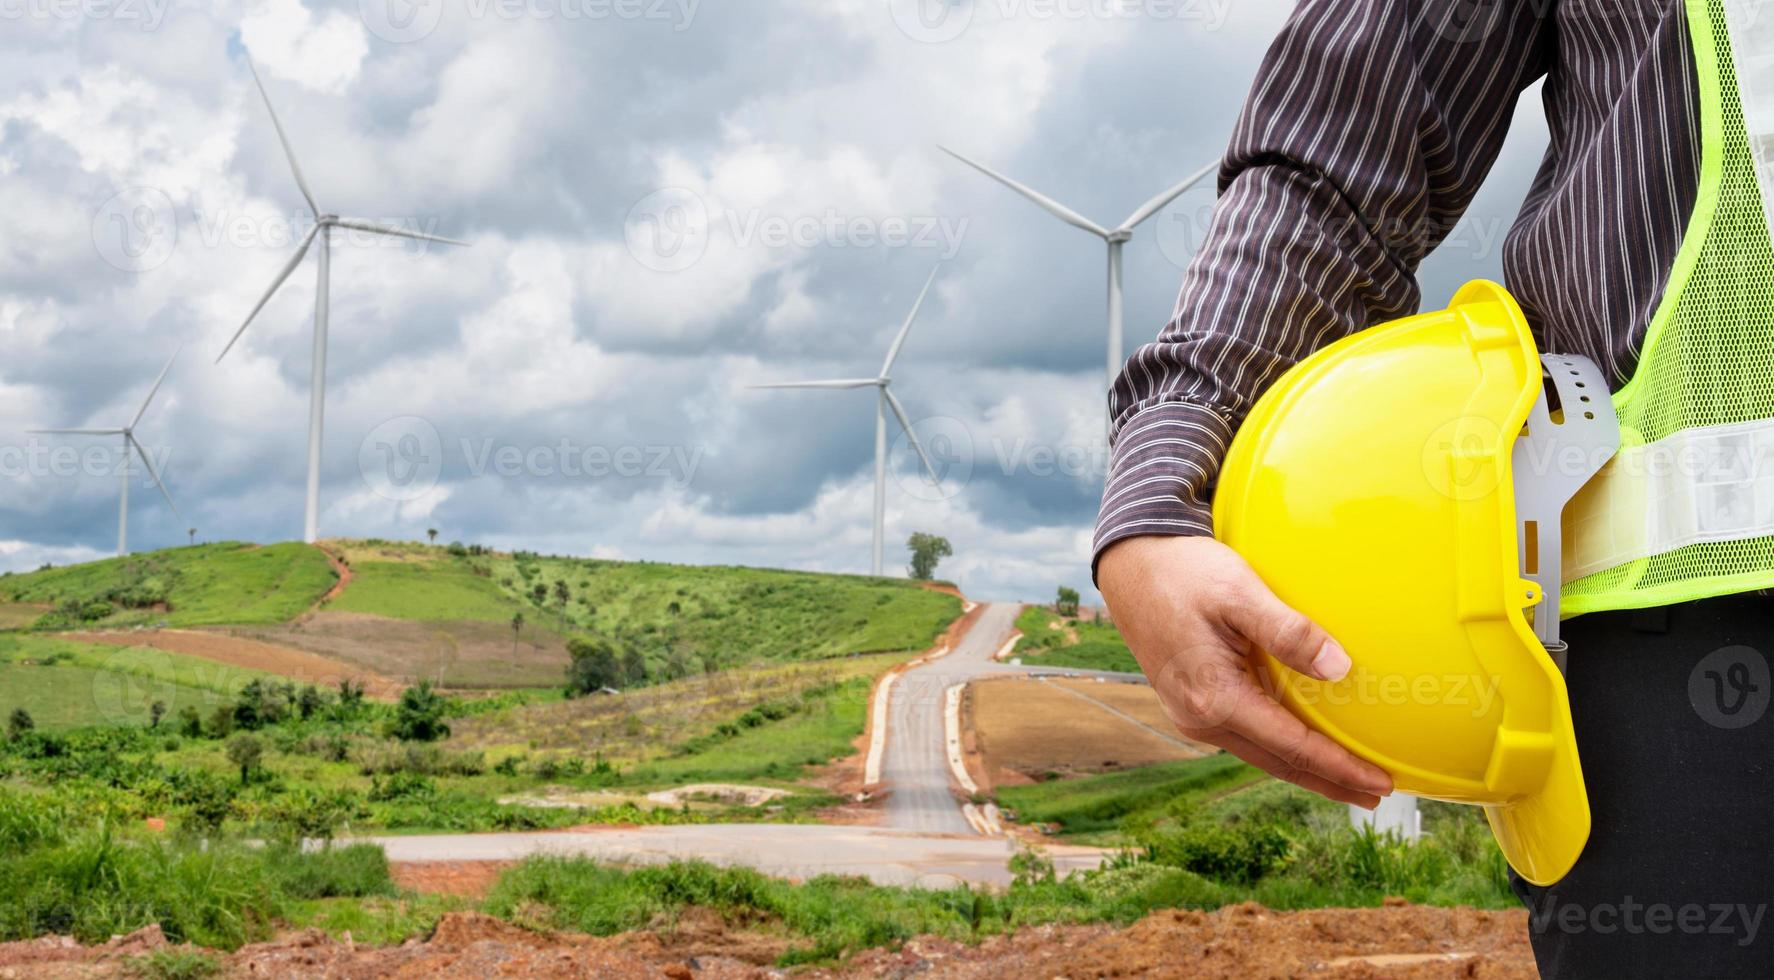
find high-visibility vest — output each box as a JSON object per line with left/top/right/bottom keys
{"left": 1561, "top": 0, "right": 1774, "bottom": 613}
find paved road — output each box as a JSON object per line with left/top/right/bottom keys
{"left": 879, "top": 602, "right": 1149, "bottom": 833}
{"left": 361, "top": 825, "right": 1110, "bottom": 888}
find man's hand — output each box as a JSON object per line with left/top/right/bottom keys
{"left": 1098, "top": 534, "right": 1393, "bottom": 808}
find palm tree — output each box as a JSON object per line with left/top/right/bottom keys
{"left": 188, "top": 528, "right": 197, "bottom": 546}
{"left": 427, "top": 528, "right": 439, "bottom": 544}
{"left": 510, "top": 611, "right": 525, "bottom": 654}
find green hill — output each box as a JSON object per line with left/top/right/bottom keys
{"left": 0, "top": 543, "right": 336, "bottom": 629}
{"left": 0, "top": 539, "right": 963, "bottom": 690}
{"left": 329, "top": 540, "right": 961, "bottom": 674}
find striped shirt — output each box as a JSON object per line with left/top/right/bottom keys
{"left": 1095, "top": 0, "right": 1699, "bottom": 565}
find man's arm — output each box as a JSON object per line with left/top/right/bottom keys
{"left": 1097, "top": 0, "right": 1554, "bottom": 559}
{"left": 1097, "top": 0, "right": 1553, "bottom": 804}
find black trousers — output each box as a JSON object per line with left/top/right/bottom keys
{"left": 1512, "top": 591, "right": 1774, "bottom": 979}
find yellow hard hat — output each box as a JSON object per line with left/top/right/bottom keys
{"left": 1213, "top": 281, "right": 1617, "bottom": 886}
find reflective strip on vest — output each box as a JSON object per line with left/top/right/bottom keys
{"left": 1559, "top": 0, "right": 1774, "bottom": 614}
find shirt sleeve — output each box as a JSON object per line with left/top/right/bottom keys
{"left": 1093, "top": 0, "right": 1554, "bottom": 572}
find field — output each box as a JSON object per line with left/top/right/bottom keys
{"left": 1012, "top": 605, "right": 1137, "bottom": 673}
{"left": 0, "top": 635, "right": 267, "bottom": 729}
{"left": 966, "top": 676, "right": 1210, "bottom": 786}
{"left": 0, "top": 543, "right": 336, "bottom": 629}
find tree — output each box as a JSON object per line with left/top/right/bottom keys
{"left": 620, "top": 648, "right": 648, "bottom": 687}
{"left": 225, "top": 733, "right": 263, "bottom": 784}
{"left": 178, "top": 705, "right": 203, "bottom": 738}
{"left": 566, "top": 638, "right": 621, "bottom": 696}
{"left": 336, "top": 679, "right": 365, "bottom": 715}
{"left": 510, "top": 612, "right": 526, "bottom": 653}
{"left": 906, "top": 533, "right": 953, "bottom": 581}
{"left": 205, "top": 706, "right": 234, "bottom": 739}
{"left": 427, "top": 528, "right": 439, "bottom": 544}
{"left": 1055, "top": 586, "right": 1081, "bottom": 618}
{"left": 187, "top": 528, "right": 197, "bottom": 546}
{"left": 553, "top": 580, "right": 571, "bottom": 615}
{"left": 6, "top": 708, "right": 33, "bottom": 741}
{"left": 531, "top": 583, "right": 548, "bottom": 606}
{"left": 297, "top": 685, "right": 324, "bottom": 720}
{"left": 149, "top": 700, "right": 167, "bottom": 731}
{"left": 391, "top": 682, "right": 451, "bottom": 742}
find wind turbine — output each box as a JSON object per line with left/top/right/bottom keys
{"left": 218, "top": 58, "right": 469, "bottom": 544}
{"left": 939, "top": 148, "right": 1216, "bottom": 430}
{"left": 751, "top": 268, "right": 943, "bottom": 576}
{"left": 31, "top": 349, "right": 183, "bottom": 557}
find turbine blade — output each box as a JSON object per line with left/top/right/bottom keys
{"left": 247, "top": 57, "right": 320, "bottom": 219}
{"left": 127, "top": 433, "right": 181, "bottom": 521}
{"left": 884, "top": 388, "right": 938, "bottom": 483}
{"left": 1117, "top": 160, "right": 1218, "bottom": 233}
{"left": 29, "top": 428, "right": 124, "bottom": 436}
{"left": 748, "top": 379, "right": 881, "bottom": 390}
{"left": 881, "top": 265, "right": 939, "bottom": 377}
{"left": 217, "top": 225, "right": 319, "bottom": 363}
{"left": 332, "top": 218, "right": 470, "bottom": 247}
{"left": 939, "top": 146, "right": 1110, "bottom": 238}
{"left": 130, "top": 345, "right": 181, "bottom": 430}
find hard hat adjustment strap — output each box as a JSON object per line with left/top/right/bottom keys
{"left": 1511, "top": 354, "right": 1622, "bottom": 652}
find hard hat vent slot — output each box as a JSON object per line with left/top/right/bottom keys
{"left": 1511, "top": 355, "right": 1621, "bottom": 651}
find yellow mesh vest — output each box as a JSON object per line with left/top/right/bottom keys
{"left": 1562, "top": 0, "right": 1774, "bottom": 614}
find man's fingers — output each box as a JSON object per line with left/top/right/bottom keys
{"left": 1216, "top": 730, "right": 1382, "bottom": 809}
{"left": 1225, "top": 582, "right": 1350, "bottom": 681}
{"left": 1222, "top": 687, "right": 1393, "bottom": 797}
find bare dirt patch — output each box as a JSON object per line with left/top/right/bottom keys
{"left": 968, "top": 676, "right": 1209, "bottom": 786}
{"left": 64, "top": 629, "right": 403, "bottom": 700}
{"left": 238, "top": 611, "right": 570, "bottom": 689}
{"left": 0, "top": 903, "right": 1533, "bottom": 979}
{"left": 391, "top": 861, "right": 514, "bottom": 899}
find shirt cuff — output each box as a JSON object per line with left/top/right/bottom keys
{"left": 1092, "top": 400, "right": 1234, "bottom": 579}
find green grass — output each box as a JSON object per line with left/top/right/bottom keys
{"left": 0, "top": 543, "right": 336, "bottom": 629}
{"left": 621, "top": 674, "right": 875, "bottom": 786}
{"left": 0, "top": 635, "right": 270, "bottom": 731}
{"left": 329, "top": 540, "right": 961, "bottom": 673}
{"left": 1013, "top": 606, "right": 1137, "bottom": 674}
{"left": 996, "top": 754, "right": 1267, "bottom": 839}
{"left": 325, "top": 559, "right": 515, "bottom": 622}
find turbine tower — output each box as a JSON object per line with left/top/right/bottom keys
{"left": 940, "top": 148, "right": 1216, "bottom": 431}
{"left": 31, "top": 349, "right": 183, "bottom": 557}
{"left": 219, "top": 58, "right": 469, "bottom": 544}
{"left": 751, "top": 268, "right": 942, "bottom": 576}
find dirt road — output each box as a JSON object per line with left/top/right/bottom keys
{"left": 359, "top": 824, "right": 1110, "bottom": 888}
{"left": 879, "top": 602, "right": 1150, "bottom": 833}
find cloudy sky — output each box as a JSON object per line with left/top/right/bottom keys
{"left": 0, "top": 0, "right": 1554, "bottom": 601}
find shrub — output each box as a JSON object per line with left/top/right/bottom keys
{"left": 1140, "top": 819, "right": 1292, "bottom": 884}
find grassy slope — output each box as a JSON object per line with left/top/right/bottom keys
{"left": 995, "top": 754, "right": 1268, "bottom": 839}
{"left": 1014, "top": 606, "right": 1137, "bottom": 673}
{"left": 0, "top": 635, "right": 271, "bottom": 730}
{"left": 329, "top": 540, "right": 961, "bottom": 669}
{"left": 0, "top": 543, "right": 336, "bottom": 628}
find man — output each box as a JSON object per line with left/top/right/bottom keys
{"left": 1096, "top": 1, "right": 1774, "bottom": 976}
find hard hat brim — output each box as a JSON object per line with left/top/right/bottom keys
{"left": 1484, "top": 715, "right": 1590, "bottom": 886}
